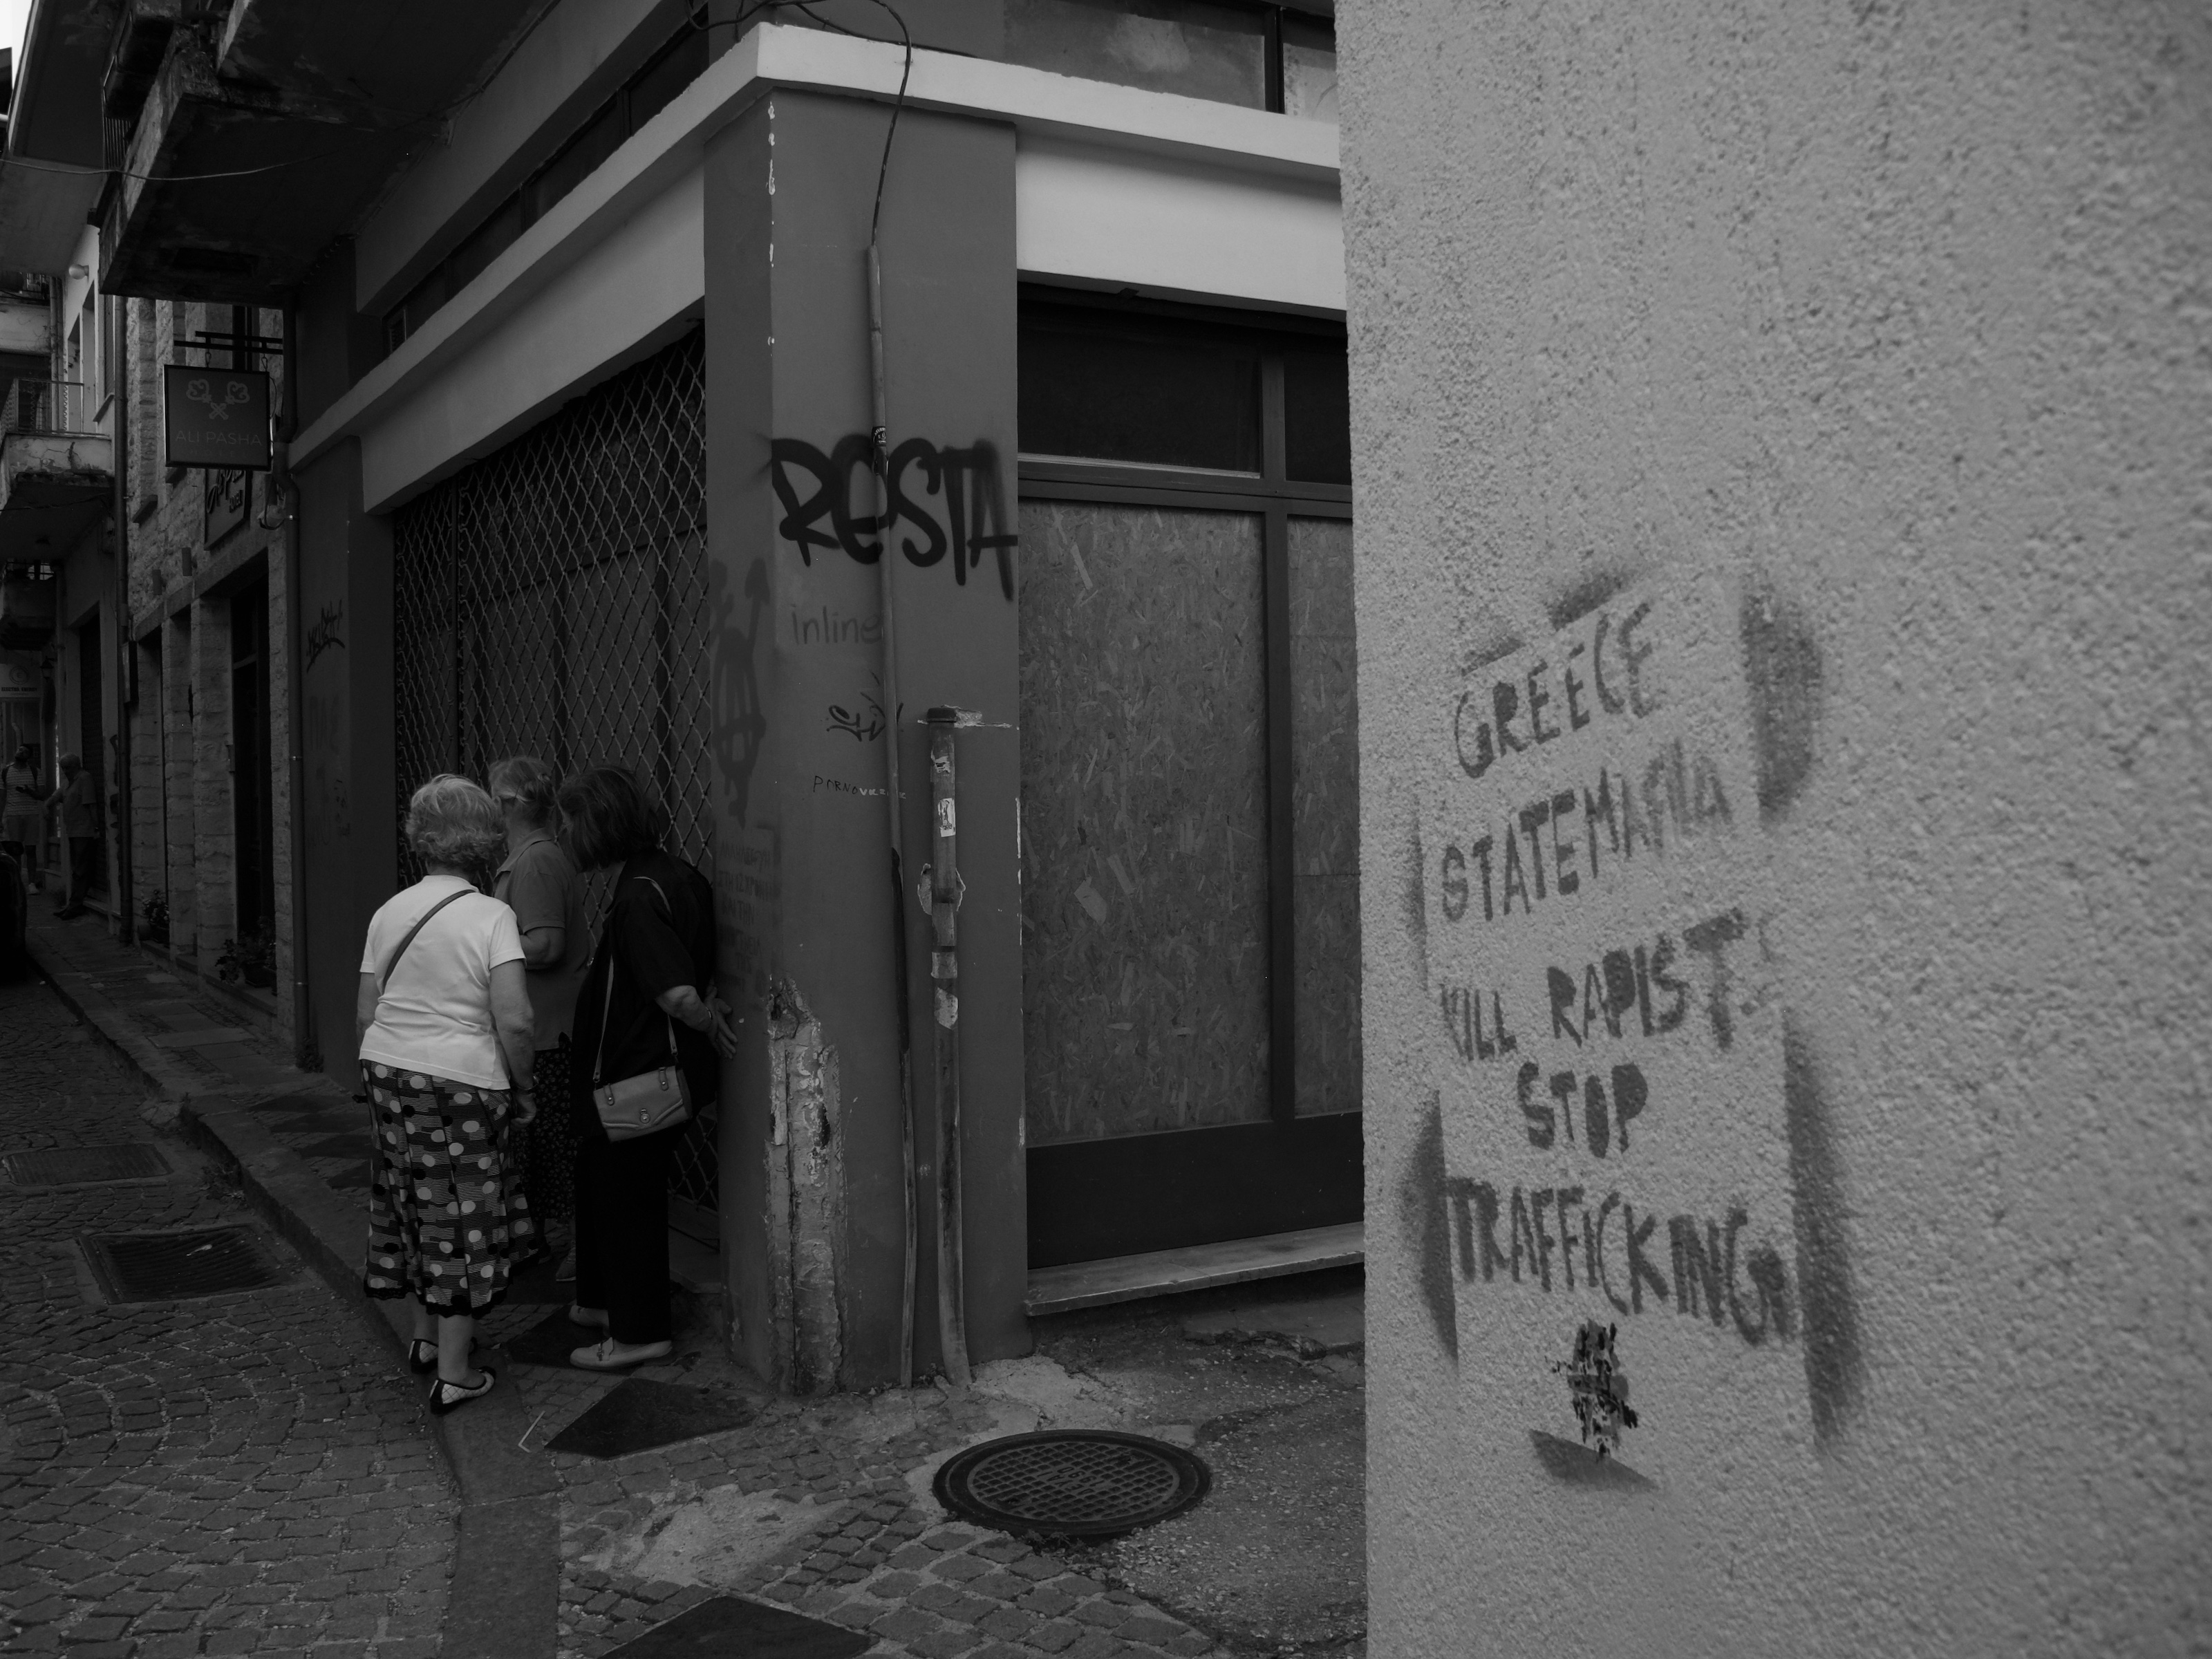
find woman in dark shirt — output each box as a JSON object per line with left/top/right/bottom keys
{"left": 556, "top": 766, "right": 738, "bottom": 1368}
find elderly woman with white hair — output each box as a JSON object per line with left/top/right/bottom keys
{"left": 355, "top": 774, "right": 539, "bottom": 1415}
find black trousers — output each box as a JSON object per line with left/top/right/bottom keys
{"left": 572, "top": 1121, "right": 675, "bottom": 1344}
{"left": 65, "top": 836, "right": 98, "bottom": 907}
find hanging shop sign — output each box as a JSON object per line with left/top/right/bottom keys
{"left": 162, "top": 364, "right": 271, "bottom": 469}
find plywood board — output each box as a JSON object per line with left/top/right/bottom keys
{"left": 1288, "top": 516, "right": 1360, "bottom": 1114}
{"left": 1019, "top": 500, "right": 1272, "bottom": 1145}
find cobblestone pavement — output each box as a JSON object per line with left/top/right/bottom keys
{"left": 22, "top": 910, "right": 1363, "bottom": 1659}
{"left": 0, "top": 968, "right": 457, "bottom": 1658}
{"left": 494, "top": 1299, "right": 1356, "bottom": 1659}
{"left": 529, "top": 1369, "right": 1239, "bottom": 1659}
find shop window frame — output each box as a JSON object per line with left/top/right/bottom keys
{"left": 1015, "top": 285, "right": 1352, "bottom": 1128}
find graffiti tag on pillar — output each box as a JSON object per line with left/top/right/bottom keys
{"left": 711, "top": 559, "right": 771, "bottom": 824}
{"left": 769, "top": 435, "right": 1018, "bottom": 600}
{"left": 304, "top": 601, "right": 346, "bottom": 675}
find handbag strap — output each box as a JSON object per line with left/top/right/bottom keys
{"left": 378, "top": 888, "right": 470, "bottom": 993}
{"left": 590, "top": 874, "right": 684, "bottom": 1090}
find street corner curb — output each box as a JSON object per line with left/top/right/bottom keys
{"left": 174, "top": 1089, "right": 556, "bottom": 1510}
{"left": 24, "top": 932, "right": 208, "bottom": 1105}
{"left": 176, "top": 1091, "right": 383, "bottom": 1327}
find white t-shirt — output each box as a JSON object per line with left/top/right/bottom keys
{"left": 357, "top": 875, "right": 525, "bottom": 1089}
{"left": 3, "top": 763, "right": 43, "bottom": 833}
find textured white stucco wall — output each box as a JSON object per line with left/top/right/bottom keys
{"left": 1342, "top": 3, "right": 2211, "bottom": 1653}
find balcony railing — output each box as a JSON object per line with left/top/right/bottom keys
{"left": 1, "top": 378, "right": 91, "bottom": 436}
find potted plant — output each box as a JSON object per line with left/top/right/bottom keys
{"left": 216, "top": 928, "right": 275, "bottom": 989}
{"left": 140, "top": 888, "right": 169, "bottom": 946}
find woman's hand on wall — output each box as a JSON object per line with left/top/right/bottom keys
{"left": 656, "top": 984, "right": 741, "bottom": 1062}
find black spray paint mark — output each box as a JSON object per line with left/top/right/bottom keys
{"left": 1398, "top": 1094, "right": 1459, "bottom": 1365}
{"left": 827, "top": 675, "right": 885, "bottom": 743}
{"left": 1739, "top": 584, "right": 1824, "bottom": 824}
{"left": 1546, "top": 568, "right": 1633, "bottom": 631}
{"left": 770, "top": 436, "right": 1018, "bottom": 600}
{"left": 304, "top": 600, "right": 346, "bottom": 675}
{"left": 1461, "top": 632, "right": 1526, "bottom": 675}
{"left": 1783, "top": 1011, "right": 1863, "bottom": 1450}
{"left": 1529, "top": 1429, "right": 1656, "bottom": 1491}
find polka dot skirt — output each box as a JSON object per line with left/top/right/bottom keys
{"left": 360, "top": 1062, "right": 536, "bottom": 1313}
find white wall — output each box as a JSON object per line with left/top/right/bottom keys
{"left": 299, "top": 26, "right": 1347, "bottom": 511}
{"left": 1015, "top": 136, "right": 1343, "bottom": 314}
{"left": 1345, "top": 1, "right": 2212, "bottom": 1654}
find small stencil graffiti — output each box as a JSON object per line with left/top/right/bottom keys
{"left": 1553, "top": 1320, "right": 1638, "bottom": 1458}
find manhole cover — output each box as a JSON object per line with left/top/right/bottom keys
{"left": 2, "top": 1144, "right": 168, "bottom": 1186}
{"left": 933, "top": 1430, "right": 1210, "bottom": 1538}
{"left": 80, "top": 1226, "right": 288, "bottom": 1303}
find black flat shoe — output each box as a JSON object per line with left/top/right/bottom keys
{"left": 427, "top": 1367, "right": 496, "bottom": 1416}
{"left": 409, "top": 1338, "right": 480, "bottom": 1375}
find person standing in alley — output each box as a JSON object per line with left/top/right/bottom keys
{"left": 489, "top": 755, "right": 590, "bottom": 1247}
{"left": 53, "top": 753, "right": 99, "bottom": 919}
{"left": 2, "top": 744, "right": 50, "bottom": 897}
{"left": 558, "top": 765, "right": 737, "bottom": 1369}
{"left": 357, "top": 774, "right": 538, "bottom": 1415}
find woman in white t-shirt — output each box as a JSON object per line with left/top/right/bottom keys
{"left": 356, "top": 774, "right": 539, "bottom": 1416}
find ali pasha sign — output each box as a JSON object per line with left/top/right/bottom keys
{"left": 162, "top": 365, "right": 271, "bottom": 469}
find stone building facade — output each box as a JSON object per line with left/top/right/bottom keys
{"left": 120, "top": 290, "right": 299, "bottom": 1050}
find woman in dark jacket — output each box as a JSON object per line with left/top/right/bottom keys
{"left": 557, "top": 765, "right": 738, "bottom": 1369}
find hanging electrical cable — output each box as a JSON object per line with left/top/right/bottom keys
{"left": 851, "top": 0, "right": 928, "bottom": 1391}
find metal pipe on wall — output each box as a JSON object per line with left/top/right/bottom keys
{"left": 868, "top": 242, "right": 921, "bottom": 1389}
{"left": 276, "top": 303, "right": 313, "bottom": 1067}
{"left": 109, "top": 290, "right": 133, "bottom": 946}
{"left": 925, "top": 706, "right": 970, "bottom": 1387}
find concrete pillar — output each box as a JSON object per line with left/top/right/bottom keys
{"left": 704, "top": 91, "right": 1026, "bottom": 1390}
{"left": 264, "top": 544, "right": 297, "bottom": 1049}
{"left": 127, "top": 632, "right": 162, "bottom": 932}
{"left": 294, "top": 438, "right": 397, "bottom": 1076}
{"left": 161, "top": 610, "right": 196, "bottom": 957}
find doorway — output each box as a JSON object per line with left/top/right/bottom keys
{"left": 1018, "top": 292, "right": 1360, "bottom": 1266}
{"left": 75, "top": 617, "right": 106, "bottom": 897}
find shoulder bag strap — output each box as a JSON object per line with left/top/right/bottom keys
{"left": 637, "top": 876, "right": 684, "bottom": 1065}
{"left": 377, "top": 888, "right": 471, "bottom": 994}
{"left": 591, "top": 876, "right": 684, "bottom": 1087}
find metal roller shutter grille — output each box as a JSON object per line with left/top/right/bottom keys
{"left": 392, "top": 330, "right": 719, "bottom": 1216}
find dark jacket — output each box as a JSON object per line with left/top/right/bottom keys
{"left": 570, "top": 851, "right": 718, "bottom": 1138}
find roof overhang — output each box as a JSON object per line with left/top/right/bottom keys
{"left": 0, "top": 431, "right": 111, "bottom": 565}
{"left": 0, "top": 0, "right": 122, "bottom": 273}
{"left": 99, "top": 0, "right": 554, "bottom": 303}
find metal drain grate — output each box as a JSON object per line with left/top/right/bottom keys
{"left": 80, "top": 1226, "right": 288, "bottom": 1303}
{"left": 3, "top": 1144, "right": 169, "bottom": 1186}
{"left": 933, "top": 1431, "right": 1211, "bottom": 1538}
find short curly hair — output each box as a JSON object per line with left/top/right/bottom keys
{"left": 487, "top": 754, "right": 558, "bottom": 829}
{"left": 404, "top": 774, "right": 505, "bottom": 881}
